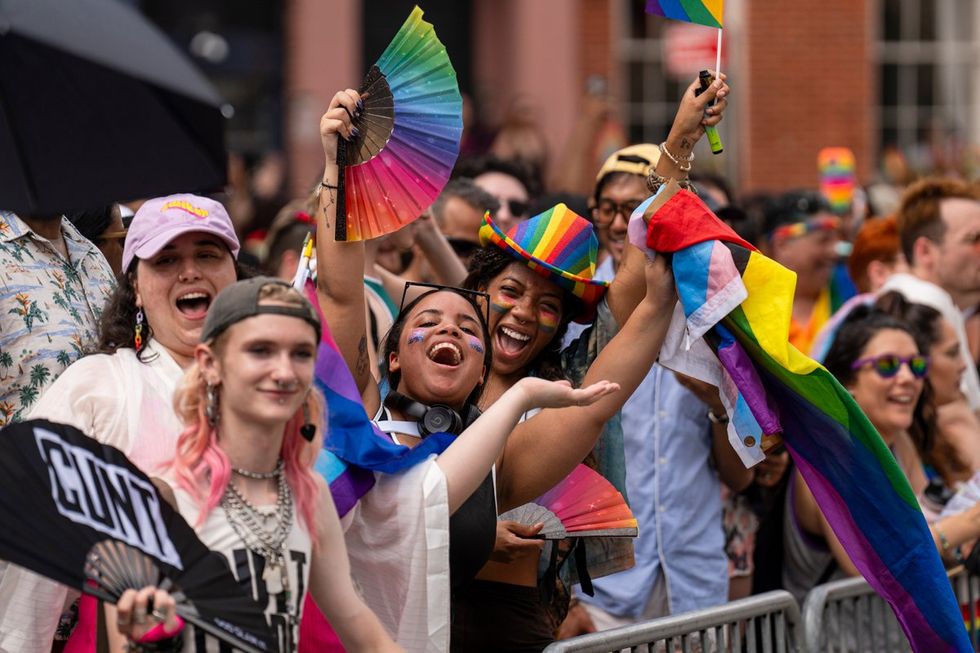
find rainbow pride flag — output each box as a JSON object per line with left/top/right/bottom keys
{"left": 645, "top": 0, "right": 723, "bottom": 28}
{"left": 632, "top": 183, "right": 971, "bottom": 652}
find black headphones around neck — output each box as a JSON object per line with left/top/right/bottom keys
{"left": 384, "top": 391, "right": 481, "bottom": 437}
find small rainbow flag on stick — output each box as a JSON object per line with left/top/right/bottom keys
{"left": 645, "top": 0, "right": 723, "bottom": 29}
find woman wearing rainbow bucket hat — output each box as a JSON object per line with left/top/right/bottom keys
{"left": 316, "top": 77, "right": 726, "bottom": 652}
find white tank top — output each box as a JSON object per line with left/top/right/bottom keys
{"left": 172, "top": 486, "right": 312, "bottom": 653}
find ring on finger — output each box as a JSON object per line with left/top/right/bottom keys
{"left": 117, "top": 615, "right": 131, "bottom": 628}
{"left": 151, "top": 609, "right": 167, "bottom": 622}
{"left": 134, "top": 607, "right": 147, "bottom": 625}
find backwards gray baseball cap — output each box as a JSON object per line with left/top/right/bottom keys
{"left": 200, "top": 277, "right": 321, "bottom": 343}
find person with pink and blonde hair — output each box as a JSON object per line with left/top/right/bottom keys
{"left": 103, "top": 276, "right": 401, "bottom": 652}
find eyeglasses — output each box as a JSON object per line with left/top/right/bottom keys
{"left": 399, "top": 281, "right": 491, "bottom": 328}
{"left": 592, "top": 198, "right": 645, "bottom": 225}
{"left": 498, "top": 199, "right": 529, "bottom": 219}
{"left": 850, "top": 354, "right": 930, "bottom": 379}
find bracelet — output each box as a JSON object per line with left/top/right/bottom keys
{"left": 318, "top": 180, "right": 338, "bottom": 192}
{"left": 659, "top": 141, "right": 694, "bottom": 172}
{"left": 937, "top": 526, "right": 965, "bottom": 564}
{"left": 707, "top": 408, "right": 729, "bottom": 425}
{"left": 646, "top": 171, "right": 698, "bottom": 195}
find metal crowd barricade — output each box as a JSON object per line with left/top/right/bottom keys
{"left": 542, "top": 590, "right": 802, "bottom": 653}
{"left": 801, "top": 566, "right": 980, "bottom": 653}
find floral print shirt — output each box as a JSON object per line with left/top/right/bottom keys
{"left": 0, "top": 212, "right": 115, "bottom": 425}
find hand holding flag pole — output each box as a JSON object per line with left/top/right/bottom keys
{"left": 647, "top": 0, "right": 725, "bottom": 154}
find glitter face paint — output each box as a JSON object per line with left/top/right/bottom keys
{"left": 467, "top": 335, "right": 485, "bottom": 354}
{"left": 406, "top": 329, "right": 425, "bottom": 345}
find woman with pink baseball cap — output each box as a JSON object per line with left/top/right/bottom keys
{"left": 0, "top": 193, "right": 245, "bottom": 652}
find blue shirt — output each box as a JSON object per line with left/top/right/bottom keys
{"left": 578, "top": 364, "right": 728, "bottom": 617}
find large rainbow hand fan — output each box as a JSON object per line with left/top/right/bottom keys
{"left": 499, "top": 465, "right": 638, "bottom": 539}
{"left": 335, "top": 5, "right": 463, "bottom": 242}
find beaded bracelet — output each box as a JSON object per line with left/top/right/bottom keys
{"left": 659, "top": 141, "right": 694, "bottom": 172}
{"left": 646, "top": 171, "right": 698, "bottom": 195}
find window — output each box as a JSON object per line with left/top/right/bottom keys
{"left": 877, "top": 0, "right": 979, "bottom": 171}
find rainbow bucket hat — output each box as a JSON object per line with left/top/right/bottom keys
{"left": 479, "top": 204, "right": 610, "bottom": 323}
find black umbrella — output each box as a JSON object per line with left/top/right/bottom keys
{"left": 0, "top": 0, "right": 227, "bottom": 216}
{"left": 0, "top": 419, "right": 276, "bottom": 653}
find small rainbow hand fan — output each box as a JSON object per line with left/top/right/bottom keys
{"left": 335, "top": 5, "right": 463, "bottom": 242}
{"left": 498, "top": 465, "right": 638, "bottom": 540}
{"left": 818, "top": 147, "right": 856, "bottom": 214}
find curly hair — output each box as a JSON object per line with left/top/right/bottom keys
{"left": 95, "top": 260, "right": 255, "bottom": 360}
{"left": 462, "top": 246, "right": 582, "bottom": 382}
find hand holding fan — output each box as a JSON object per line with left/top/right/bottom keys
{"left": 499, "top": 464, "right": 638, "bottom": 539}
{"left": 335, "top": 5, "right": 463, "bottom": 242}
{"left": 0, "top": 420, "right": 275, "bottom": 653}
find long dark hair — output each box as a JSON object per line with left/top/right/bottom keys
{"left": 462, "top": 246, "right": 582, "bottom": 382}
{"left": 824, "top": 305, "right": 935, "bottom": 455}
{"left": 381, "top": 288, "right": 493, "bottom": 408}
{"left": 874, "top": 291, "right": 969, "bottom": 482}
{"left": 96, "top": 260, "right": 255, "bottom": 361}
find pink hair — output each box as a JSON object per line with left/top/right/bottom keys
{"left": 170, "top": 363, "right": 325, "bottom": 536}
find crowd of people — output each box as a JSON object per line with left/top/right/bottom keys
{"left": 1, "top": 63, "right": 979, "bottom": 653}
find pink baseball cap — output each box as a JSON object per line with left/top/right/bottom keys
{"left": 122, "top": 194, "right": 240, "bottom": 270}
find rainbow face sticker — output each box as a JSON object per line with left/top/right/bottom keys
{"left": 406, "top": 329, "right": 425, "bottom": 345}
{"left": 467, "top": 335, "right": 485, "bottom": 354}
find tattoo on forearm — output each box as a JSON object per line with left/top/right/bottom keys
{"left": 680, "top": 137, "right": 691, "bottom": 150}
{"left": 355, "top": 336, "right": 368, "bottom": 377}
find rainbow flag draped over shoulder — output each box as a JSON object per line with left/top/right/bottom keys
{"left": 630, "top": 183, "right": 970, "bottom": 652}
{"left": 645, "top": 0, "right": 723, "bottom": 28}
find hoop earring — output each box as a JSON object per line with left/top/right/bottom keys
{"left": 206, "top": 383, "right": 219, "bottom": 426}
{"left": 133, "top": 308, "right": 144, "bottom": 350}
{"left": 300, "top": 395, "right": 316, "bottom": 442}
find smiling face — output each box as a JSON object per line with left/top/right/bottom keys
{"left": 484, "top": 262, "right": 565, "bottom": 377}
{"left": 134, "top": 232, "right": 237, "bottom": 365}
{"left": 594, "top": 175, "right": 648, "bottom": 268}
{"left": 388, "top": 291, "right": 488, "bottom": 408}
{"left": 927, "top": 318, "right": 966, "bottom": 406}
{"left": 771, "top": 217, "right": 840, "bottom": 297}
{"left": 202, "top": 312, "right": 318, "bottom": 430}
{"left": 847, "top": 328, "right": 924, "bottom": 442}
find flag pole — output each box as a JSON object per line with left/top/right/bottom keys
{"left": 715, "top": 27, "right": 722, "bottom": 76}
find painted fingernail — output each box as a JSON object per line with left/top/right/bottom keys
{"left": 357, "top": 99, "right": 364, "bottom": 110}
{"left": 352, "top": 127, "right": 360, "bottom": 138}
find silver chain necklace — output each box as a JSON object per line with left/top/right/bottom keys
{"left": 221, "top": 463, "right": 294, "bottom": 603}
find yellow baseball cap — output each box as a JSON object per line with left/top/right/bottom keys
{"left": 595, "top": 144, "right": 661, "bottom": 183}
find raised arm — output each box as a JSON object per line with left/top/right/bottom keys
{"left": 496, "top": 255, "right": 676, "bottom": 511}
{"left": 437, "top": 377, "right": 618, "bottom": 514}
{"left": 606, "top": 72, "right": 729, "bottom": 328}
{"left": 315, "top": 89, "right": 380, "bottom": 411}
{"left": 374, "top": 214, "right": 467, "bottom": 303}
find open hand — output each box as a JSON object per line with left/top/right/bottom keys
{"left": 515, "top": 378, "right": 620, "bottom": 412}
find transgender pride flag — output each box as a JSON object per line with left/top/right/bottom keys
{"left": 646, "top": 0, "right": 723, "bottom": 28}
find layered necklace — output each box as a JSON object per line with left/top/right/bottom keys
{"left": 222, "top": 459, "right": 294, "bottom": 602}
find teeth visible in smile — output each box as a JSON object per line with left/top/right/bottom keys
{"left": 429, "top": 342, "right": 462, "bottom": 364}
{"left": 179, "top": 292, "right": 208, "bottom": 301}
{"left": 890, "top": 395, "right": 913, "bottom": 404}
{"left": 501, "top": 327, "right": 530, "bottom": 342}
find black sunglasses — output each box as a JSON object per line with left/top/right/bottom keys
{"left": 399, "top": 281, "right": 491, "bottom": 328}
{"left": 497, "top": 199, "right": 529, "bottom": 218}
